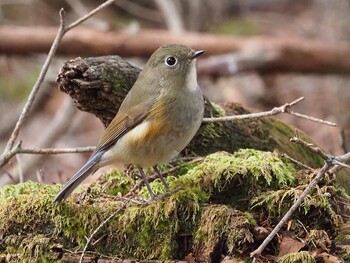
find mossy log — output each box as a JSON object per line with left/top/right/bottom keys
{"left": 1, "top": 150, "right": 349, "bottom": 262}
{"left": 58, "top": 55, "right": 350, "bottom": 192}
{"left": 0, "top": 56, "right": 349, "bottom": 262}
{"left": 57, "top": 55, "right": 323, "bottom": 168}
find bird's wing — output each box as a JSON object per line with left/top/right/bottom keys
{"left": 93, "top": 93, "right": 164, "bottom": 155}
{"left": 94, "top": 101, "right": 156, "bottom": 153}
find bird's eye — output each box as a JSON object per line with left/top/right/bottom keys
{"left": 165, "top": 56, "right": 177, "bottom": 66}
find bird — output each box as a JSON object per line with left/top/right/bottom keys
{"left": 54, "top": 44, "right": 205, "bottom": 202}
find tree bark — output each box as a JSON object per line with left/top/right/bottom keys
{"left": 2, "top": 26, "right": 350, "bottom": 75}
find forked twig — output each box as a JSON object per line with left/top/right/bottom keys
{"left": 203, "top": 97, "right": 336, "bottom": 127}
{"left": 0, "top": 10, "right": 66, "bottom": 168}
{"left": 0, "top": 0, "right": 118, "bottom": 170}
{"left": 2, "top": 96, "right": 336, "bottom": 168}
{"left": 250, "top": 136, "right": 350, "bottom": 261}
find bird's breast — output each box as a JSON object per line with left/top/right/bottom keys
{"left": 102, "top": 87, "right": 204, "bottom": 168}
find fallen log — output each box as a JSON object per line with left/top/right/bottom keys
{"left": 1, "top": 26, "right": 350, "bottom": 75}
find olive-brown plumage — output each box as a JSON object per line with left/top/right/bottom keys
{"left": 54, "top": 44, "right": 204, "bottom": 202}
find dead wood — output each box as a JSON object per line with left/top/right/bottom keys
{"left": 1, "top": 26, "right": 350, "bottom": 75}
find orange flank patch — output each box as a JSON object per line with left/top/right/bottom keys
{"left": 142, "top": 115, "right": 170, "bottom": 142}
{"left": 142, "top": 98, "right": 172, "bottom": 142}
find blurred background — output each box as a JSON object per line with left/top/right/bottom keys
{"left": 0, "top": 0, "right": 350, "bottom": 186}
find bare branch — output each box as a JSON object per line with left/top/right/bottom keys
{"left": 288, "top": 111, "right": 337, "bottom": 126}
{"left": 0, "top": 9, "right": 66, "bottom": 168}
{"left": 18, "top": 146, "right": 95, "bottom": 155}
{"left": 290, "top": 136, "right": 331, "bottom": 161}
{"left": 3, "top": 27, "right": 350, "bottom": 76}
{"left": 65, "top": 0, "right": 117, "bottom": 32}
{"left": 251, "top": 136, "right": 350, "bottom": 260}
{"left": 280, "top": 153, "right": 313, "bottom": 170}
{"left": 329, "top": 152, "right": 350, "bottom": 173}
{"left": 251, "top": 162, "right": 332, "bottom": 260}
{"left": 203, "top": 97, "right": 337, "bottom": 127}
{"left": 334, "top": 161, "right": 350, "bottom": 170}
{"left": 334, "top": 151, "right": 350, "bottom": 164}
{"left": 0, "top": 0, "right": 118, "bottom": 170}
{"left": 0, "top": 97, "right": 77, "bottom": 185}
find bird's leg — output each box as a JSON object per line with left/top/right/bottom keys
{"left": 153, "top": 166, "right": 170, "bottom": 193}
{"left": 137, "top": 166, "right": 157, "bottom": 200}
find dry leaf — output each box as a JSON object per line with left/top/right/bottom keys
{"left": 278, "top": 236, "right": 305, "bottom": 257}
{"left": 315, "top": 252, "right": 341, "bottom": 263}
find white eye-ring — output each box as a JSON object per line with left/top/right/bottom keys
{"left": 165, "top": 56, "right": 177, "bottom": 67}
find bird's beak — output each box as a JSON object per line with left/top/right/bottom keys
{"left": 192, "top": 50, "right": 205, "bottom": 59}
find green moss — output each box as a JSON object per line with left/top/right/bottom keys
{"left": 92, "top": 168, "right": 134, "bottom": 196}
{"left": 194, "top": 204, "right": 255, "bottom": 256}
{"left": 0, "top": 179, "right": 208, "bottom": 260}
{"left": 0, "top": 149, "right": 347, "bottom": 261}
{"left": 4, "top": 234, "right": 56, "bottom": 262}
{"left": 278, "top": 251, "right": 315, "bottom": 263}
{"left": 339, "top": 245, "right": 350, "bottom": 261}
{"left": 188, "top": 102, "right": 325, "bottom": 182}
{"left": 113, "top": 186, "right": 207, "bottom": 259}
{"left": 251, "top": 177, "right": 344, "bottom": 227}
{"left": 181, "top": 150, "right": 296, "bottom": 209}
{"left": 0, "top": 181, "right": 119, "bottom": 261}
{"left": 266, "top": 118, "right": 324, "bottom": 168}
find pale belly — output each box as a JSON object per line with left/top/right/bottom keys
{"left": 100, "top": 115, "right": 202, "bottom": 168}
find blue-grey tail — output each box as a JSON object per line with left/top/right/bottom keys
{"left": 53, "top": 151, "right": 104, "bottom": 202}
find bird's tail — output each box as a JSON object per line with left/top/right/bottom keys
{"left": 53, "top": 151, "right": 103, "bottom": 202}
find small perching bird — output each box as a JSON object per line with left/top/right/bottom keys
{"left": 54, "top": 44, "right": 205, "bottom": 202}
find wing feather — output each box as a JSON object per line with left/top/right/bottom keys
{"left": 93, "top": 78, "right": 172, "bottom": 154}
{"left": 95, "top": 110, "right": 148, "bottom": 152}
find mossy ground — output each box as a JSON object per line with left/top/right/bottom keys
{"left": 0, "top": 149, "right": 349, "bottom": 262}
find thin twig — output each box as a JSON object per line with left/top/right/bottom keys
{"left": 18, "top": 146, "right": 95, "bottom": 155}
{"left": 288, "top": 111, "right": 336, "bottom": 126}
{"left": 79, "top": 199, "right": 132, "bottom": 263}
{"left": 0, "top": 0, "right": 118, "bottom": 170}
{"left": 290, "top": 136, "right": 331, "bottom": 161}
{"left": 335, "top": 151, "right": 350, "bottom": 164}
{"left": 296, "top": 219, "right": 317, "bottom": 249}
{"left": 203, "top": 97, "right": 337, "bottom": 127}
{"left": 0, "top": 10, "right": 66, "bottom": 168}
{"left": 65, "top": 0, "right": 117, "bottom": 32}
{"left": 329, "top": 152, "right": 350, "bottom": 173}
{"left": 0, "top": 97, "right": 77, "bottom": 185}
{"left": 251, "top": 136, "right": 350, "bottom": 260}
{"left": 280, "top": 153, "right": 313, "bottom": 170}
{"left": 250, "top": 162, "right": 331, "bottom": 260}
{"left": 333, "top": 160, "right": 350, "bottom": 170}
